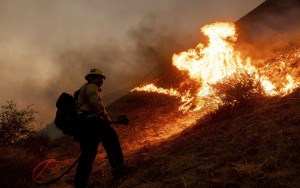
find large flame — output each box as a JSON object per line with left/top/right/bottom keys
{"left": 173, "top": 22, "right": 242, "bottom": 84}
{"left": 131, "top": 22, "right": 300, "bottom": 112}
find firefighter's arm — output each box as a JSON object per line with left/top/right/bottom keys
{"left": 85, "top": 84, "right": 112, "bottom": 122}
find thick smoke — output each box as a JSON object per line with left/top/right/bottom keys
{"left": 0, "top": 0, "right": 264, "bottom": 126}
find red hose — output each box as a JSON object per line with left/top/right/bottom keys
{"left": 32, "top": 157, "right": 80, "bottom": 185}
{"left": 32, "top": 159, "right": 57, "bottom": 182}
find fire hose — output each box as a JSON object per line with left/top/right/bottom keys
{"left": 32, "top": 157, "right": 128, "bottom": 186}
{"left": 32, "top": 157, "right": 80, "bottom": 185}
{"left": 32, "top": 115, "right": 129, "bottom": 186}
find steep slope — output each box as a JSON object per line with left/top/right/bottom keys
{"left": 92, "top": 87, "right": 300, "bottom": 188}
{"left": 23, "top": 87, "right": 300, "bottom": 188}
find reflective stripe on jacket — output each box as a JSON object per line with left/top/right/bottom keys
{"left": 77, "top": 83, "right": 111, "bottom": 121}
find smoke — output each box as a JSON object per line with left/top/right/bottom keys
{"left": 0, "top": 0, "right": 264, "bottom": 126}
{"left": 236, "top": 0, "right": 300, "bottom": 60}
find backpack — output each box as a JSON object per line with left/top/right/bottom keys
{"left": 54, "top": 90, "right": 80, "bottom": 136}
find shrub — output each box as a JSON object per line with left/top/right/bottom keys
{"left": 0, "top": 101, "right": 38, "bottom": 145}
{"left": 206, "top": 71, "right": 265, "bottom": 122}
{"left": 211, "top": 71, "right": 265, "bottom": 106}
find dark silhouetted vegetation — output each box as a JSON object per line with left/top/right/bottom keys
{"left": 0, "top": 101, "right": 38, "bottom": 145}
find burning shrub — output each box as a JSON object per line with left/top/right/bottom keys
{"left": 211, "top": 71, "right": 265, "bottom": 107}
{"left": 206, "top": 71, "right": 265, "bottom": 122}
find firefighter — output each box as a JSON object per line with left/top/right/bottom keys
{"left": 74, "top": 68, "right": 125, "bottom": 188}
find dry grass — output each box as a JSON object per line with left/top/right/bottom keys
{"left": 1, "top": 76, "right": 299, "bottom": 188}
{"left": 71, "top": 80, "right": 298, "bottom": 188}
{"left": 107, "top": 88, "right": 299, "bottom": 188}
{"left": 84, "top": 79, "right": 299, "bottom": 188}
{"left": 0, "top": 133, "right": 54, "bottom": 187}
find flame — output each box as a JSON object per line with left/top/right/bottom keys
{"left": 280, "top": 74, "right": 298, "bottom": 95}
{"left": 132, "top": 83, "right": 180, "bottom": 97}
{"left": 131, "top": 83, "right": 195, "bottom": 111}
{"left": 173, "top": 22, "right": 241, "bottom": 84}
{"left": 131, "top": 22, "right": 300, "bottom": 112}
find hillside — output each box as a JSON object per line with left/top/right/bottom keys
{"left": 1, "top": 87, "right": 298, "bottom": 188}
{"left": 29, "top": 84, "right": 299, "bottom": 188}
{"left": 98, "top": 87, "right": 300, "bottom": 187}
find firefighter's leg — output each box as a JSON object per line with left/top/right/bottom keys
{"left": 100, "top": 126, "right": 125, "bottom": 178}
{"left": 75, "top": 139, "right": 99, "bottom": 188}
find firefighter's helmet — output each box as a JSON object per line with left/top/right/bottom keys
{"left": 85, "top": 68, "right": 106, "bottom": 80}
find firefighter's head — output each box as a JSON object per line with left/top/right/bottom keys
{"left": 85, "top": 68, "right": 106, "bottom": 87}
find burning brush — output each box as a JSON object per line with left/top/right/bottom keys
{"left": 131, "top": 22, "right": 300, "bottom": 113}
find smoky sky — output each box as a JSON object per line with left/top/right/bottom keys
{"left": 0, "top": 0, "right": 264, "bottom": 126}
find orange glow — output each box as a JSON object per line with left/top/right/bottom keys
{"left": 173, "top": 22, "right": 241, "bottom": 84}
{"left": 131, "top": 83, "right": 181, "bottom": 97}
{"left": 131, "top": 22, "right": 300, "bottom": 112}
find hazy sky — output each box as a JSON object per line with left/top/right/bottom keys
{"left": 0, "top": 0, "right": 264, "bottom": 126}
